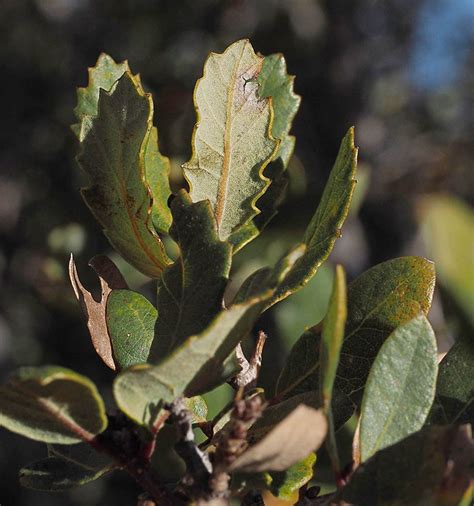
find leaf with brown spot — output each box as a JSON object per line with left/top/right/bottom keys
{"left": 69, "top": 254, "right": 127, "bottom": 370}
{"left": 229, "top": 405, "right": 327, "bottom": 473}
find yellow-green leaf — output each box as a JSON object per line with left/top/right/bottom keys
{"left": 183, "top": 39, "right": 279, "bottom": 240}
{"left": 0, "top": 367, "right": 107, "bottom": 444}
{"left": 78, "top": 72, "right": 171, "bottom": 277}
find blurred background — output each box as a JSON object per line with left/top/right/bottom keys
{"left": 0, "top": 0, "right": 473, "bottom": 504}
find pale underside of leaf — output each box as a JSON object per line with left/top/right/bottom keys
{"left": 229, "top": 405, "right": 327, "bottom": 473}
{"left": 69, "top": 254, "right": 128, "bottom": 370}
{"left": 183, "top": 39, "right": 279, "bottom": 240}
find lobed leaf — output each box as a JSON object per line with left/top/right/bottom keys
{"left": 106, "top": 289, "right": 157, "bottom": 370}
{"left": 69, "top": 254, "right": 127, "bottom": 371}
{"left": 150, "top": 190, "right": 232, "bottom": 360}
{"left": 113, "top": 245, "right": 304, "bottom": 428}
{"left": 183, "top": 39, "right": 279, "bottom": 241}
{"left": 77, "top": 72, "right": 171, "bottom": 277}
{"left": 72, "top": 53, "right": 136, "bottom": 141}
{"left": 230, "top": 52, "right": 301, "bottom": 252}
{"left": 428, "top": 337, "right": 474, "bottom": 425}
{"left": 229, "top": 405, "right": 326, "bottom": 473}
{"left": 359, "top": 314, "right": 438, "bottom": 462}
{"left": 0, "top": 367, "right": 107, "bottom": 444}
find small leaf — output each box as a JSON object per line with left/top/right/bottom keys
{"left": 106, "top": 289, "right": 157, "bottom": 369}
{"left": 114, "top": 246, "right": 303, "bottom": 428}
{"left": 183, "top": 39, "right": 279, "bottom": 240}
{"left": 230, "top": 51, "right": 301, "bottom": 252}
{"left": 337, "top": 426, "right": 472, "bottom": 506}
{"left": 78, "top": 72, "right": 171, "bottom": 277}
{"left": 48, "top": 442, "right": 113, "bottom": 471}
{"left": 229, "top": 405, "right": 327, "bottom": 473}
{"left": 184, "top": 396, "right": 208, "bottom": 424}
{"left": 359, "top": 314, "right": 438, "bottom": 462}
{"left": 320, "top": 265, "right": 347, "bottom": 473}
{"left": 72, "top": 53, "right": 136, "bottom": 141}
{"left": 69, "top": 254, "right": 127, "bottom": 370}
{"left": 20, "top": 456, "right": 113, "bottom": 491}
{"left": 144, "top": 126, "right": 172, "bottom": 235}
{"left": 320, "top": 265, "right": 347, "bottom": 410}
{"left": 151, "top": 190, "right": 232, "bottom": 360}
{"left": 268, "top": 453, "right": 316, "bottom": 501}
{"left": 428, "top": 337, "right": 474, "bottom": 425}
{"left": 0, "top": 367, "right": 107, "bottom": 444}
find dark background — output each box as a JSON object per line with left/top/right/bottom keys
{"left": 0, "top": 1, "right": 473, "bottom": 504}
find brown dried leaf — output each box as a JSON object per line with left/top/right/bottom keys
{"left": 229, "top": 405, "right": 327, "bottom": 473}
{"left": 69, "top": 254, "right": 127, "bottom": 370}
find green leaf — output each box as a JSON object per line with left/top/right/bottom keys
{"left": 19, "top": 456, "right": 112, "bottom": 491}
{"left": 230, "top": 52, "right": 301, "bottom": 252}
{"left": 0, "top": 367, "right": 107, "bottom": 444}
{"left": 48, "top": 442, "right": 113, "bottom": 471}
{"left": 77, "top": 72, "right": 171, "bottom": 278}
{"left": 72, "top": 53, "right": 136, "bottom": 141}
{"left": 184, "top": 396, "right": 208, "bottom": 424}
{"left": 320, "top": 264, "right": 347, "bottom": 473}
{"left": 113, "top": 246, "right": 304, "bottom": 428}
{"left": 420, "top": 195, "right": 474, "bottom": 327}
{"left": 359, "top": 314, "right": 438, "bottom": 462}
{"left": 337, "top": 426, "right": 469, "bottom": 506}
{"left": 183, "top": 39, "right": 279, "bottom": 241}
{"left": 106, "top": 289, "right": 157, "bottom": 369}
{"left": 337, "top": 256, "right": 435, "bottom": 406}
{"left": 428, "top": 337, "right": 474, "bottom": 425}
{"left": 238, "top": 127, "right": 357, "bottom": 310}
{"left": 320, "top": 265, "right": 347, "bottom": 410}
{"left": 150, "top": 190, "right": 232, "bottom": 360}
{"left": 268, "top": 453, "right": 316, "bottom": 501}
{"left": 276, "top": 257, "right": 436, "bottom": 427}
{"left": 144, "top": 126, "right": 172, "bottom": 235}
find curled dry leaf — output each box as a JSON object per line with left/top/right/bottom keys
{"left": 229, "top": 405, "right": 327, "bottom": 473}
{"left": 69, "top": 254, "right": 128, "bottom": 370}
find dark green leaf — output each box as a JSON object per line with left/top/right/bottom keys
{"left": 106, "top": 289, "right": 157, "bottom": 369}
{"left": 359, "top": 315, "right": 438, "bottom": 462}
{"left": 183, "top": 39, "right": 278, "bottom": 241}
{"left": 78, "top": 72, "right": 171, "bottom": 277}
{"left": 0, "top": 367, "right": 107, "bottom": 444}
{"left": 150, "top": 190, "right": 232, "bottom": 360}
{"left": 428, "top": 337, "right": 474, "bottom": 425}
{"left": 113, "top": 246, "right": 304, "bottom": 428}
{"left": 337, "top": 426, "right": 470, "bottom": 506}
{"left": 20, "top": 456, "right": 113, "bottom": 491}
